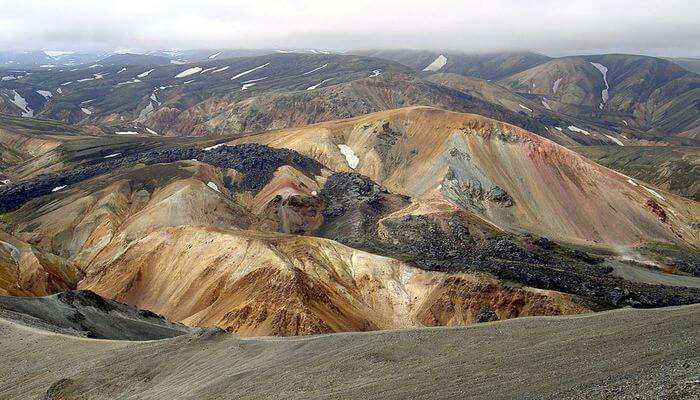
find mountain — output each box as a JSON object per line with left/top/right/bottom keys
{"left": 356, "top": 50, "right": 551, "bottom": 79}
{"left": 0, "top": 55, "right": 623, "bottom": 148}
{"left": 0, "top": 138, "right": 591, "bottom": 335}
{"left": 575, "top": 146, "right": 699, "bottom": 201}
{"left": 0, "top": 113, "right": 100, "bottom": 172}
{"left": 98, "top": 53, "right": 172, "bottom": 66}
{"left": 0, "top": 107, "right": 697, "bottom": 338}
{"left": 143, "top": 71, "right": 562, "bottom": 140}
{"left": 0, "top": 229, "right": 81, "bottom": 296}
{"left": 665, "top": 57, "right": 700, "bottom": 74}
{"left": 0, "top": 50, "right": 105, "bottom": 68}
{"left": 0, "top": 290, "right": 193, "bottom": 339}
{"left": 0, "top": 53, "right": 410, "bottom": 128}
{"left": 499, "top": 54, "right": 700, "bottom": 140}
{"left": 236, "top": 107, "right": 699, "bottom": 248}
{"left": 2, "top": 304, "right": 697, "bottom": 399}
{"left": 2, "top": 51, "right": 697, "bottom": 149}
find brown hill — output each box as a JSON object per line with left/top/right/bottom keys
{"left": 236, "top": 107, "right": 699, "bottom": 248}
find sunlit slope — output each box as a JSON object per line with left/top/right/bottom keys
{"left": 237, "top": 107, "right": 699, "bottom": 248}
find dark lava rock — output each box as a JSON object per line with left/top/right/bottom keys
{"left": 0, "top": 143, "right": 323, "bottom": 212}
{"left": 320, "top": 172, "right": 392, "bottom": 216}
{"left": 475, "top": 308, "right": 500, "bottom": 323}
{"left": 485, "top": 186, "right": 513, "bottom": 207}
{"left": 199, "top": 143, "right": 323, "bottom": 191}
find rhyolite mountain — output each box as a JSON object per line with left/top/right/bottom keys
{"left": 0, "top": 47, "right": 698, "bottom": 338}
{"left": 0, "top": 107, "right": 697, "bottom": 337}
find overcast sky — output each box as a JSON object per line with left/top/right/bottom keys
{"left": 2, "top": 0, "right": 698, "bottom": 57}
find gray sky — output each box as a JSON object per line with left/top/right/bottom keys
{"left": 2, "top": 0, "right": 699, "bottom": 57}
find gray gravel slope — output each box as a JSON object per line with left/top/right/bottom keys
{"left": 0, "top": 305, "right": 698, "bottom": 399}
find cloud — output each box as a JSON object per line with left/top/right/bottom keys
{"left": 2, "top": 0, "right": 699, "bottom": 57}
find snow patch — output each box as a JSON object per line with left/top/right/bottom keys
{"left": 56, "top": 88, "right": 62, "bottom": 94}
{"left": 44, "top": 50, "right": 74, "bottom": 57}
{"left": 369, "top": 69, "right": 381, "bottom": 78}
{"left": 204, "top": 143, "right": 227, "bottom": 151}
{"left": 116, "top": 79, "right": 141, "bottom": 86}
{"left": 2, "top": 76, "right": 17, "bottom": 81}
{"left": 230, "top": 63, "right": 270, "bottom": 80}
{"left": 643, "top": 186, "right": 665, "bottom": 200}
{"left": 302, "top": 63, "right": 329, "bottom": 75}
{"left": 567, "top": 125, "right": 590, "bottom": 136}
{"left": 541, "top": 97, "right": 552, "bottom": 110}
{"left": 422, "top": 55, "right": 448, "bottom": 72}
{"left": 627, "top": 179, "right": 638, "bottom": 187}
{"left": 146, "top": 127, "right": 159, "bottom": 135}
{"left": 212, "top": 66, "right": 230, "bottom": 73}
{"left": 103, "top": 153, "right": 121, "bottom": 159}
{"left": 36, "top": 90, "right": 52, "bottom": 98}
{"left": 552, "top": 77, "right": 563, "bottom": 94}
{"left": 52, "top": 185, "right": 67, "bottom": 192}
{"left": 81, "top": 107, "right": 92, "bottom": 115}
{"left": 519, "top": 104, "right": 533, "bottom": 112}
{"left": 115, "top": 131, "right": 139, "bottom": 135}
{"left": 604, "top": 134, "right": 624, "bottom": 146}
{"left": 137, "top": 68, "right": 154, "bottom": 78}
{"left": 117, "top": 67, "right": 127, "bottom": 74}
{"left": 207, "top": 182, "right": 220, "bottom": 192}
{"left": 241, "top": 76, "right": 267, "bottom": 90}
{"left": 175, "top": 67, "right": 202, "bottom": 78}
{"left": 306, "top": 78, "right": 333, "bottom": 90}
{"left": 208, "top": 52, "right": 222, "bottom": 59}
{"left": 590, "top": 62, "right": 609, "bottom": 109}
{"left": 338, "top": 144, "right": 359, "bottom": 169}
{"left": 10, "top": 90, "right": 33, "bottom": 117}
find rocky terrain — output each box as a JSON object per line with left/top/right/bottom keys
{"left": 0, "top": 107, "right": 697, "bottom": 337}
{"left": 499, "top": 54, "right": 700, "bottom": 141}
{"left": 236, "top": 107, "right": 699, "bottom": 248}
{"left": 2, "top": 51, "right": 697, "bottom": 146}
{"left": 1, "top": 305, "right": 697, "bottom": 399}
{"left": 0, "top": 290, "right": 193, "bottom": 339}
{"left": 3, "top": 50, "right": 695, "bottom": 207}
{"left": 356, "top": 50, "right": 552, "bottom": 80}
{"left": 576, "top": 145, "right": 699, "bottom": 201}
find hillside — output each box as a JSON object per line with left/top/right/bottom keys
{"left": 0, "top": 53, "right": 410, "bottom": 128}
{"left": 1, "top": 108, "right": 697, "bottom": 336}
{"left": 356, "top": 50, "right": 551, "bottom": 79}
{"left": 665, "top": 57, "right": 700, "bottom": 74}
{"left": 0, "top": 290, "right": 193, "bottom": 340}
{"left": 1, "top": 305, "right": 697, "bottom": 399}
{"left": 575, "top": 146, "right": 699, "bottom": 201}
{"left": 1, "top": 51, "right": 697, "bottom": 152}
{"left": 236, "top": 107, "right": 699, "bottom": 248}
{"left": 499, "top": 54, "right": 700, "bottom": 139}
